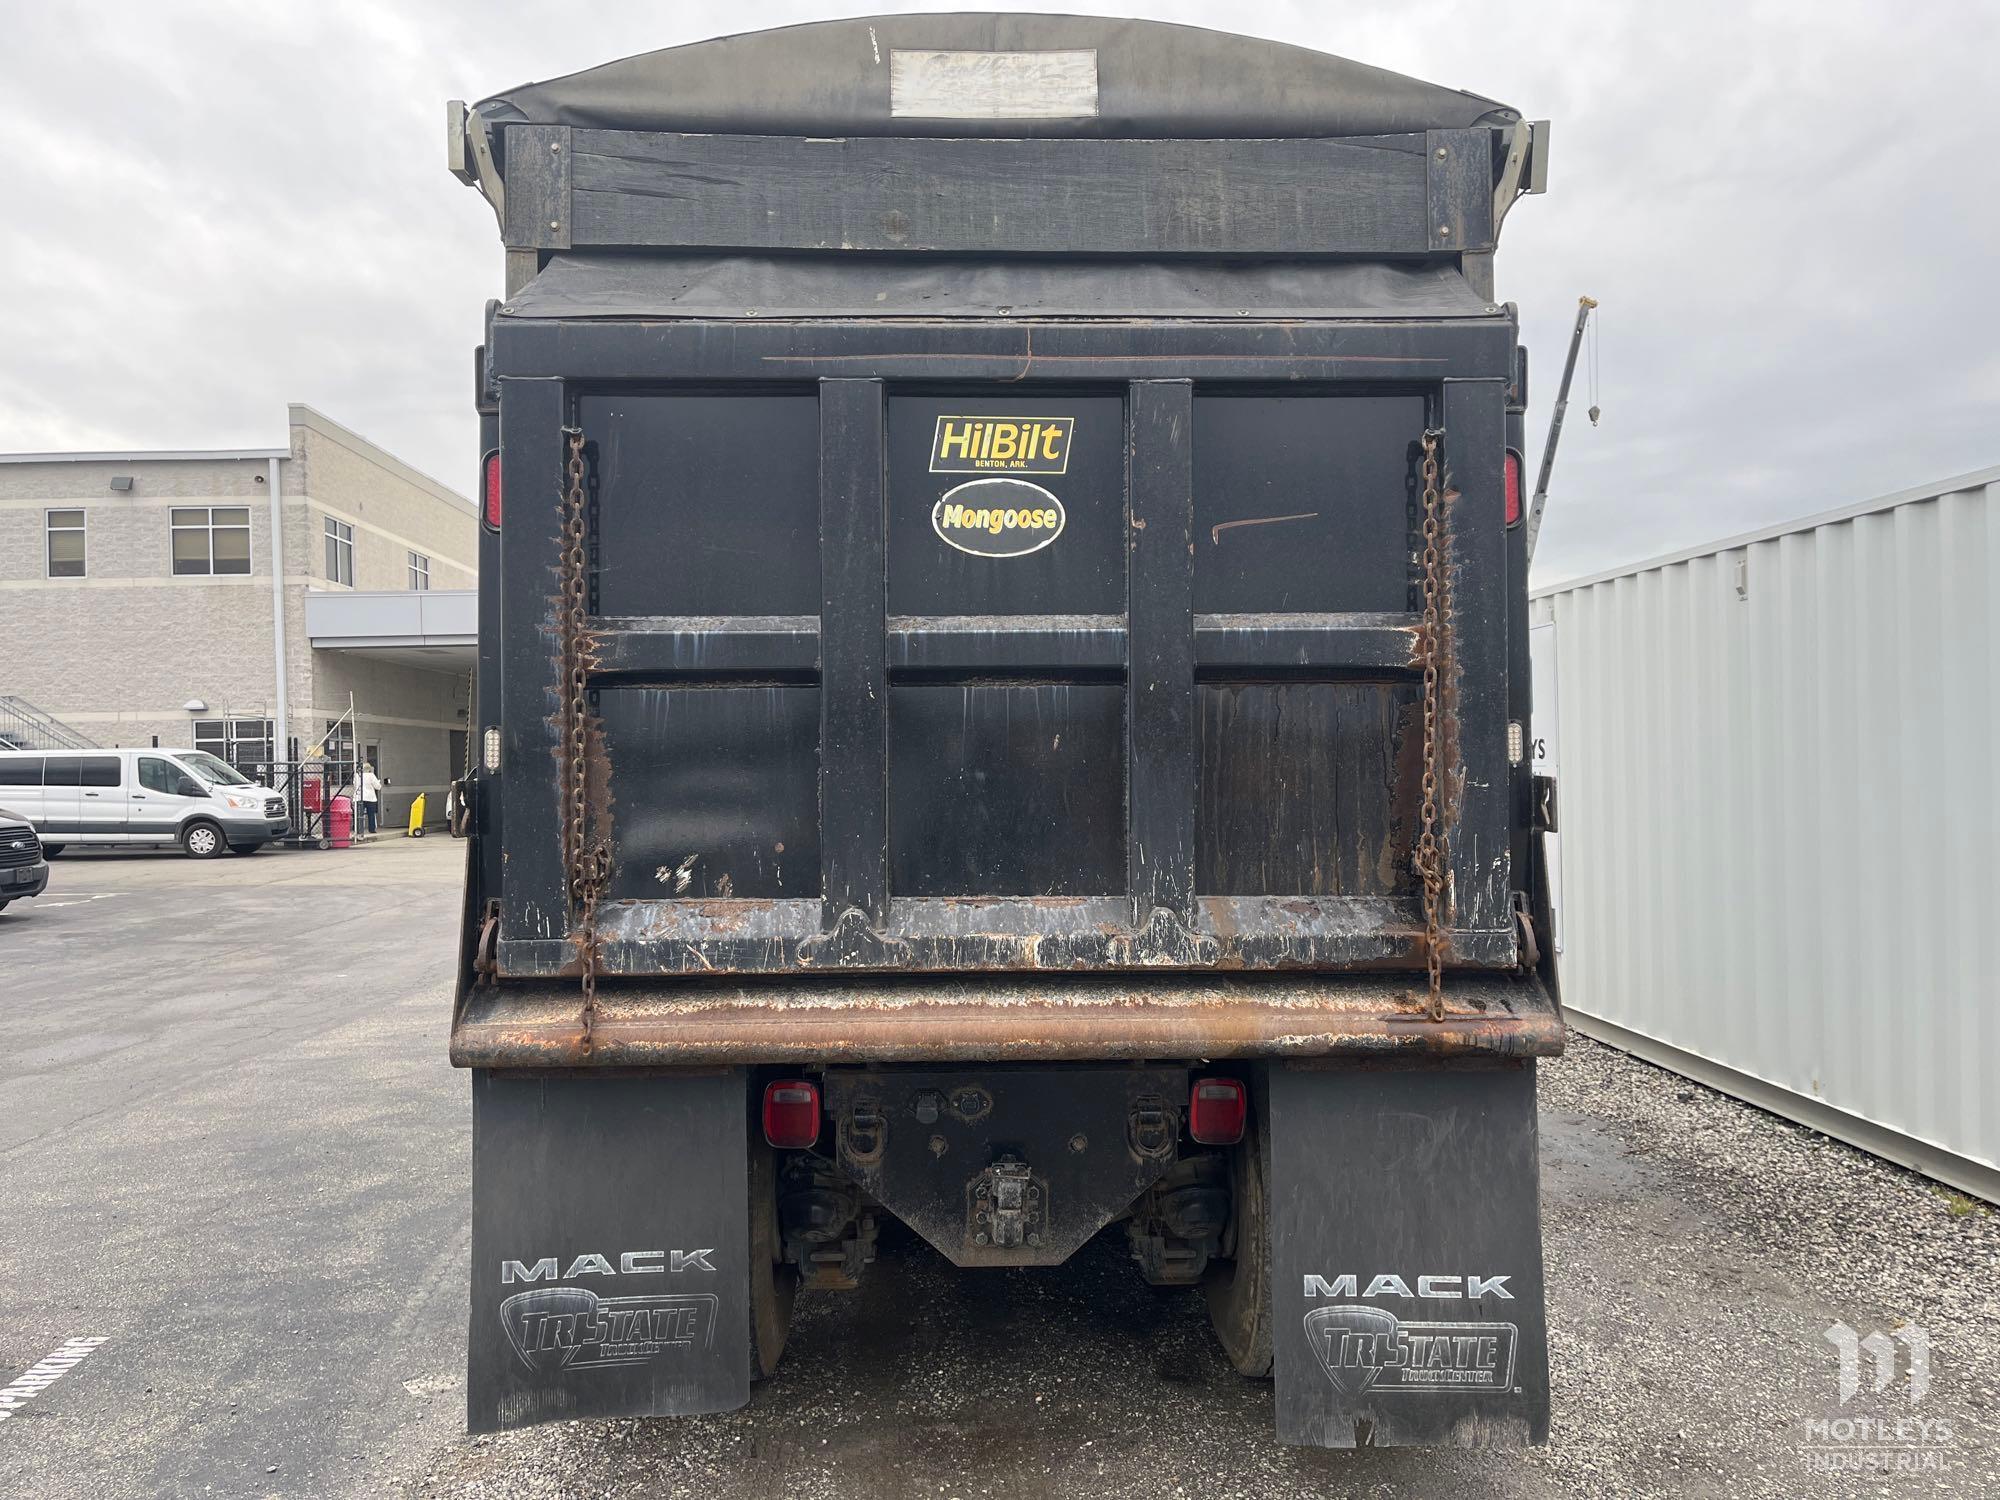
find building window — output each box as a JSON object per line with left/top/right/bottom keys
{"left": 171, "top": 506, "right": 251, "bottom": 576}
{"left": 194, "top": 717, "right": 276, "bottom": 772}
{"left": 407, "top": 551, "right": 431, "bottom": 591}
{"left": 320, "top": 719, "right": 357, "bottom": 774}
{"left": 46, "top": 509, "right": 86, "bottom": 577}
{"left": 325, "top": 516, "right": 355, "bottom": 585}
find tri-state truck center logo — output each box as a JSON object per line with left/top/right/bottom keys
{"left": 930, "top": 415, "right": 1074, "bottom": 474}
{"left": 500, "top": 1287, "right": 719, "bottom": 1373}
{"left": 498, "top": 1249, "right": 720, "bottom": 1375}
{"left": 1301, "top": 1272, "right": 1519, "bottom": 1396}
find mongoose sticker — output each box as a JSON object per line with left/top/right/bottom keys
{"left": 930, "top": 415, "right": 1073, "bottom": 474}
{"left": 931, "top": 478, "right": 1067, "bottom": 558}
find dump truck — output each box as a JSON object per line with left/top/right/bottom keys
{"left": 446, "top": 14, "right": 1561, "bottom": 1448}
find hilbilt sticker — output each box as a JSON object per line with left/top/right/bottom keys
{"left": 930, "top": 415, "right": 1073, "bottom": 474}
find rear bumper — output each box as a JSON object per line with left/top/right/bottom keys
{"left": 450, "top": 972, "right": 1563, "bottom": 1069}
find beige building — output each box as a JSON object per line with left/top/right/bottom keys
{"left": 0, "top": 405, "right": 476, "bottom": 827}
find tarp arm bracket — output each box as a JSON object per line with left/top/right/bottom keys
{"left": 1492, "top": 120, "right": 1533, "bottom": 228}
{"left": 448, "top": 100, "right": 506, "bottom": 227}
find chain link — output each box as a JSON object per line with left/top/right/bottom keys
{"left": 1413, "top": 428, "right": 1451, "bottom": 1021}
{"left": 557, "top": 427, "right": 605, "bottom": 1051}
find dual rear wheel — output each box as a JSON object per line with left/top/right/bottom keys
{"left": 1203, "top": 1122, "right": 1274, "bottom": 1377}
{"left": 749, "top": 1137, "right": 795, "bottom": 1380}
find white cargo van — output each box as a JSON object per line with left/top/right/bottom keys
{"left": 0, "top": 748, "right": 290, "bottom": 857}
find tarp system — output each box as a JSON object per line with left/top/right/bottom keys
{"left": 472, "top": 13, "right": 1516, "bottom": 148}
{"left": 498, "top": 254, "right": 1501, "bottom": 322}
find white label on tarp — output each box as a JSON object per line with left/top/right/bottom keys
{"left": 890, "top": 50, "right": 1099, "bottom": 119}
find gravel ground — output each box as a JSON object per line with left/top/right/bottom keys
{"left": 397, "top": 1032, "right": 2000, "bottom": 1500}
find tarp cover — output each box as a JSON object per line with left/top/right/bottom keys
{"left": 498, "top": 254, "right": 1500, "bottom": 322}
{"left": 475, "top": 14, "right": 1514, "bottom": 144}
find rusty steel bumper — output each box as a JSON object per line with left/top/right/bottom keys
{"left": 450, "top": 973, "right": 1563, "bottom": 1069}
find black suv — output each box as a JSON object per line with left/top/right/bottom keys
{"left": 0, "top": 807, "right": 49, "bottom": 913}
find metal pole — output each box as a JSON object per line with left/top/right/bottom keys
{"left": 1524, "top": 295, "right": 1597, "bottom": 562}
{"left": 267, "top": 454, "right": 289, "bottom": 766}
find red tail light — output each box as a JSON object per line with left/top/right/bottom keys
{"left": 761, "top": 1079, "right": 821, "bottom": 1149}
{"left": 482, "top": 451, "right": 502, "bottom": 529}
{"left": 1189, "top": 1077, "right": 1247, "bottom": 1145}
{"left": 1504, "top": 449, "right": 1523, "bottom": 527}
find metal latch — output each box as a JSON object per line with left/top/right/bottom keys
{"left": 840, "top": 1100, "right": 886, "bottom": 1167}
{"left": 969, "top": 1156, "right": 1045, "bottom": 1250}
{"left": 472, "top": 900, "right": 501, "bottom": 985}
{"left": 1532, "top": 774, "right": 1559, "bottom": 834}
{"left": 1511, "top": 891, "right": 1542, "bottom": 973}
{"left": 1128, "top": 1095, "right": 1174, "bottom": 1160}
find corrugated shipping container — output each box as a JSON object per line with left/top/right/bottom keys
{"left": 1532, "top": 464, "right": 2000, "bottom": 1201}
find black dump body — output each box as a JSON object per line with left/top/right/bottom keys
{"left": 449, "top": 13, "right": 1560, "bottom": 1069}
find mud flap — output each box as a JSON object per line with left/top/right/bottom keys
{"left": 467, "top": 1069, "right": 751, "bottom": 1433}
{"left": 1269, "top": 1061, "right": 1550, "bottom": 1447}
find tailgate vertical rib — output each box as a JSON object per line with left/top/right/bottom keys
{"left": 817, "top": 379, "right": 891, "bottom": 937}
{"left": 1440, "top": 379, "right": 1514, "bottom": 939}
{"left": 496, "top": 377, "right": 572, "bottom": 946}
{"left": 1127, "top": 380, "right": 1202, "bottom": 953}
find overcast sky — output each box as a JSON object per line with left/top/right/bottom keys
{"left": 5, "top": 0, "right": 1996, "bottom": 583}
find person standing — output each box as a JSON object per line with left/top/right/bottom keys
{"left": 358, "top": 760, "right": 384, "bottom": 836}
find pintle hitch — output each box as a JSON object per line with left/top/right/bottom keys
{"left": 968, "top": 1156, "right": 1047, "bottom": 1250}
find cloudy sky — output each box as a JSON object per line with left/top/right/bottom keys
{"left": 5, "top": 0, "right": 1995, "bottom": 583}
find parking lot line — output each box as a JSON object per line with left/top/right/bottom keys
{"left": 0, "top": 1339, "right": 109, "bottom": 1424}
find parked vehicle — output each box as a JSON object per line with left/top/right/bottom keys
{"left": 0, "top": 749, "right": 290, "bottom": 857}
{"left": 0, "top": 806, "right": 49, "bottom": 911}
{"left": 447, "top": 15, "right": 1560, "bottom": 1449}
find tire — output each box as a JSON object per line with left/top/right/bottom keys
{"left": 40, "top": 843, "right": 65, "bottom": 858}
{"left": 181, "top": 821, "right": 226, "bottom": 859}
{"left": 748, "top": 1137, "right": 796, "bottom": 1380}
{"left": 1204, "top": 1118, "right": 1275, "bottom": 1378}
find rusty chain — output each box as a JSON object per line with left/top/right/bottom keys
{"left": 461, "top": 668, "right": 476, "bottom": 777}
{"left": 558, "top": 427, "right": 606, "bottom": 1052}
{"left": 1413, "top": 428, "right": 1451, "bottom": 1021}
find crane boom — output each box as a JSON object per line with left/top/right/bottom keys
{"left": 1525, "top": 295, "right": 1598, "bottom": 560}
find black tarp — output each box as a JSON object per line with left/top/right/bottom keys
{"left": 497, "top": 253, "right": 1500, "bottom": 322}
{"left": 474, "top": 14, "right": 1515, "bottom": 148}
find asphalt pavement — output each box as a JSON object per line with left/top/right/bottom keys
{"left": 0, "top": 839, "right": 1994, "bottom": 1498}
